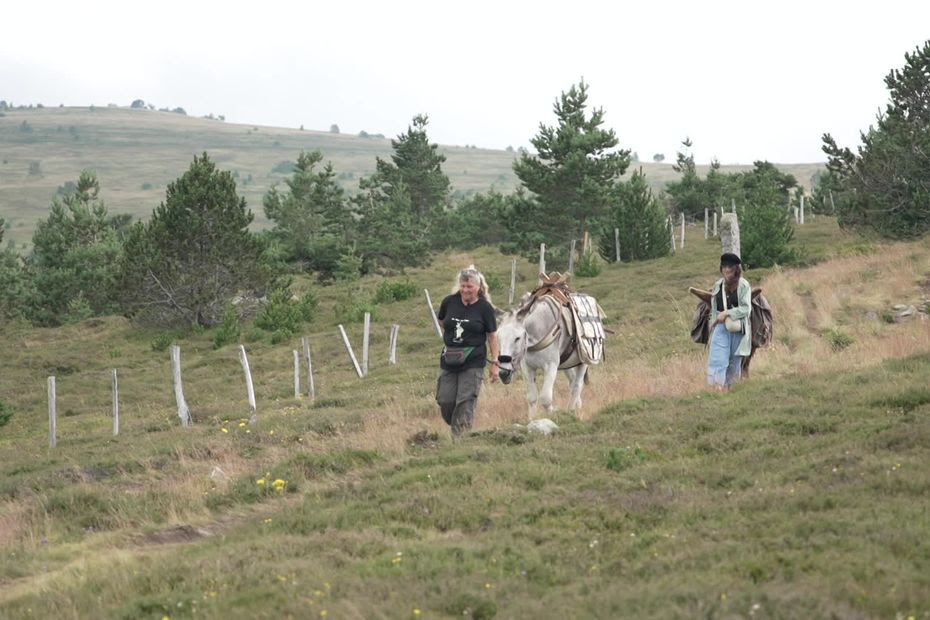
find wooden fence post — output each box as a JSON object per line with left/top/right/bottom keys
{"left": 111, "top": 369, "right": 119, "bottom": 436}
{"left": 238, "top": 345, "right": 257, "bottom": 422}
{"left": 423, "top": 289, "right": 442, "bottom": 338}
{"left": 48, "top": 376, "right": 56, "bottom": 448}
{"left": 301, "top": 336, "right": 315, "bottom": 399}
{"left": 568, "top": 239, "right": 577, "bottom": 274}
{"left": 713, "top": 211, "right": 718, "bottom": 237}
{"left": 680, "top": 213, "right": 685, "bottom": 249}
{"left": 614, "top": 227, "right": 621, "bottom": 263}
{"left": 388, "top": 324, "right": 400, "bottom": 364}
{"left": 538, "top": 243, "right": 546, "bottom": 284}
{"left": 170, "top": 345, "right": 191, "bottom": 427}
{"left": 508, "top": 258, "right": 517, "bottom": 306}
{"left": 720, "top": 212, "right": 741, "bottom": 257}
{"left": 362, "top": 312, "right": 371, "bottom": 377}
{"left": 800, "top": 194, "right": 805, "bottom": 225}
{"left": 293, "top": 350, "right": 300, "bottom": 398}
{"left": 669, "top": 217, "right": 676, "bottom": 252}
{"left": 338, "top": 325, "right": 364, "bottom": 378}
{"left": 704, "top": 208, "right": 708, "bottom": 239}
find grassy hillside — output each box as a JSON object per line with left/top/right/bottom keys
{"left": 0, "top": 107, "right": 825, "bottom": 247}
{"left": 1, "top": 217, "right": 929, "bottom": 617}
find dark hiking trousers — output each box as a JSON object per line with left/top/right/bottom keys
{"left": 436, "top": 367, "right": 484, "bottom": 437}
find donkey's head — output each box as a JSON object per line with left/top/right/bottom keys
{"left": 495, "top": 309, "right": 527, "bottom": 385}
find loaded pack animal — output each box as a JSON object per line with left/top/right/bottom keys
{"left": 496, "top": 272, "right": 606, "bottom": 417}
{"left": 688, "top": 286, "right": 773, "bottom": 377}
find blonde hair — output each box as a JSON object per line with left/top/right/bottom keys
{"left": 451, "top": 264, "right": 493, "bottom": 304}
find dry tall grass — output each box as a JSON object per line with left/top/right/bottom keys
{"left": 466, "top": 240, "right": 930, "bottom": 434}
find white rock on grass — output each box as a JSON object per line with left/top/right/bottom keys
{"left": 527, "top": 418, "right": 559, "bottom": 436}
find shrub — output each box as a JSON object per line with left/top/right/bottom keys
{"left": 212, "top": 305, "right": 240, "bottom": 349}
{"left": 824, "top": 328, "right": 854, "bottom": 351}
{"left": 574, "top": 249, "right": 602, "bottom": 277}
{"left": 334, "top": 296, "right": 378, "bottom": 323}
{"left": 483, "top": 272, "right": 503, "bottom": 293}
{"left": 333, "top": 252, "right": 363, "bottom": 282}
{"left": 255, "top": 288, "right": 304, "bottom": 335}
{"left": 151, "top": 332, "right": 173, "bottom": 352}
{"left": 0, "top": 401, "right": 12, "bottom": 429}
{"left": 606, "top": 446, "right": 646, "bottom": 471}
{"left": 63, "top": 293, "right": 93, "bottom": 324}
{"left": 270, "top": 329, "right": 293, "bottom": 344}
{"left": 244, "top": 327, "right": 265, "bottom": 343}
{"left": 297, "top": 290, "right": 318, "bottom": 322}
{"left": 442, "top": 594, "right": 497, "bottom": 619}
{"left": 271, "top": 160, "right": 295, "bottom": 174}
{"left": 374, "top": 279, "right": 417, "bottom": 303}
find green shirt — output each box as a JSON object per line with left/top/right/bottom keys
{"left": 710, "top": 277, "right": 752, "bottom": 357}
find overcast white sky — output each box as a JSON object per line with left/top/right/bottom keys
{"left": 2, "top": 1, "right": 927, "bottom": 164}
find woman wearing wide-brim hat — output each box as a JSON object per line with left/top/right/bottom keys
{"left": 707, "top": 253, "right": 752, "bottom": 391}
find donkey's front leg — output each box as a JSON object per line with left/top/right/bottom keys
{"left": 539, "top": 362, "right": 559, "bottom": 413}
{"left": 523, "top": 363, "right": 539, "bottom": 419}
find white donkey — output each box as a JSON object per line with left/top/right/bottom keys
{"left": 496, "top": 294, "right": 590, "bottom": 418}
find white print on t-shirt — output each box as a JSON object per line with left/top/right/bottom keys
{"left": 450, "top": 318, "right": 468, "bottom": 343}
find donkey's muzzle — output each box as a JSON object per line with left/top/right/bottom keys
{"left": 498, "top": 356, "right": 514, "bottom": 384}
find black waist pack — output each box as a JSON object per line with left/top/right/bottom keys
{"left": 442, "top": 346, "right": 475, "bottom": 367}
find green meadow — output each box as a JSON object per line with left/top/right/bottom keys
{"left": 0, "top": 106, "right": 824, "bottom": 247}
{"left": 1, "top": 216, "right": 928, "bottom": 618}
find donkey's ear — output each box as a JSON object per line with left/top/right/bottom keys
{"left": 493, "top": 305, "right": 506, "bottom": 320}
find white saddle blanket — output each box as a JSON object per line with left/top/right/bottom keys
{"left": 568, "top": 293, "right": 606, "bottom": 365}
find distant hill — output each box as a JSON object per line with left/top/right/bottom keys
{"left": 0, "top": 107, "right": 824, "bottom": 246}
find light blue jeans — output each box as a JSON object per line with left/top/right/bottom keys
{"left": 707, "top": 322, "right": 743, "bottom": 386}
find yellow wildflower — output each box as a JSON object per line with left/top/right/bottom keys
{"left": 256, "top": 478, "right": 265, "bottom": 485}
{"left": 221, "top": 428, "right": 228, "bottom": 433}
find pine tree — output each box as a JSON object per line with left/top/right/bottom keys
{"left": 0, "top": 240, "right": 32, "bottom": 321}
{"left": 120, "top": 153, "right": 269, "bottom": 326}
{"left": 597, "top": 168, "right": 670, "bottom": 261}
{"left": 512, "top": 80, "right": 630, "bottom": 255}
{"left": 822, "top": 40, "right": 930, "bottom": 238}
{"left": 372, "top": 114, "right": 450, "bottom": 224}
{"left": 263, "top": 150, "right": 352, "bottom": 278}
{"left": 731, "top": 162, "right": 797, "bottom": 268}
{"left": 28, "top": 171, "right": 124, "bottom": 325}
{"left": 665, "top": 138, "right": 704, "bottom": 219}
{"left": 352, "top": 181, "right": 430, "bottom": 270}
{"left": 352, "top": 115, "right": 447, "bottom": 269}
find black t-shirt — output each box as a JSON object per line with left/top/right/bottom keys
{"left": 437, "top": 294, "right": 497, "bottom": 371}
{"left": 715, "top": 287, "right": 739, "bottom": 312}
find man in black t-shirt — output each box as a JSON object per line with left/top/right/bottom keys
{"left": 435, "top": 266, "right": 499, "bottom": 437}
